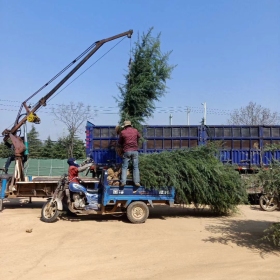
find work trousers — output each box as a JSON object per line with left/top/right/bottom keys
{"left": 121, "top": 151, "right": 140, "bottom": 185}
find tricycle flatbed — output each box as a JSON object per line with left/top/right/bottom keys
{"left": 40, "top": 170, "right": 175, "bottom": 224}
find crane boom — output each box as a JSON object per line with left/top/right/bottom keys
{"left": 2, "top": 29, "right": 133, "bottom": 142}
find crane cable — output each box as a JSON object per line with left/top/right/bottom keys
{"left": 46, "top": 36, "right": 127, "bottom": 104}
{"left": 15, "top": 41, "right": 98, "bottom": 125}
{"left": 9, "top": 36, "right": 129, "bottom": 129}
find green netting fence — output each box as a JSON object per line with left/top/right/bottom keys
{"left": 0, "top": 158, "right": 85, "bottom": 177}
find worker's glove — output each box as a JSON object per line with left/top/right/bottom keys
{"left": 81, "top": 157, "right": 95, "bottom": 166}
{"left": 85, "top": 163, "right": 94, "bottom": 168}
{"left": 78, "top": 163, "right": 93, "bottom": 172}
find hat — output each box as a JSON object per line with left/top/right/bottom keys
{"left": 67, "top": 158, "right": 79, "bottom": 167}
{"left": 123, "top": 120, "right": 131, "bottom": 127}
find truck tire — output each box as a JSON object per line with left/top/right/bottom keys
{"left": 259, "top": 194, "right": 278, "bottom": 212}
{"left": 0, "top": 199, "right": 3, "bottom": 212}
{"left": 126, "top": 201, "right": 149, "bottom": 224}
{"left": 41, "top": 200, "right": 60, "bottom": 223}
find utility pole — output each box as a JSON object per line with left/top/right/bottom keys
{"left": 201, "top": 102, "right": 206, "bottom": 125}
{"left": 169, "top": 113, "right": 173, "bottom": 125}
{"left": 187, "top": 108, "right": 191, "bottom": 125}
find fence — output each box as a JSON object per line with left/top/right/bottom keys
{"left": 0, "top": 158, "right": 84, "bottom": 177}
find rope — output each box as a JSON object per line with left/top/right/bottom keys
{"left": 15, "top": 42, "right": 97, "bottom": 124}
{"left": 47, "top": 36, "right": 127, "bottom": 103}
{"left": 128, "top": 37, "right": 132, "bottom": 82}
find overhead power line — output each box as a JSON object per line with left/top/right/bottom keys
{"left": 0, "top": 99, "right": 232, "bottom": 115}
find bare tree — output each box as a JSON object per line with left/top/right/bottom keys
{"left": 228, "top": 102, "right": 280, "bottom": 125}
{"left": 52, "top": 102, "right": 92, "bottom": 157}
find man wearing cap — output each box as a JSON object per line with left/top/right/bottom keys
{"left": 67, "top": 158, "right": 93, "bottom": 184}
{"left": 118, "top": 120, "right": 141, "bottom": 187}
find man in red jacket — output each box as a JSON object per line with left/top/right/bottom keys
{"left": 118, "top": 120, "right": 141, "bottom": 187}
{"left": 67, "top": 158, "right": 93, "bottom": 184}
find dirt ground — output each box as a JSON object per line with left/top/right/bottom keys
{"left": 0, "top": 199, "right": 279, "bottom": 280}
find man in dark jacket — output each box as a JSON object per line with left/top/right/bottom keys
{"left": 118, "top": 120, "right": 141, "bottom": 187}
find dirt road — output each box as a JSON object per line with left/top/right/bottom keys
{"left": 0, "top": 199, "right": 279, "bottom": 280}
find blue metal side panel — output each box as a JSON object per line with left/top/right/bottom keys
{"left": 86, "top": 123, "right": 280, "bottom": 168}
{"left": 102, "top": 185, "right": 175, "bottom": 206}
{"left": 251, "top": 150, "right": 261, "bottom": 165}
{"left": 274, "top": 151, "right": 280, "bottom": 161}
{"left": 219, "top": 149, "right": 280, "bottom": 167}
{"left": 218, "top": 150, "right": 232, "bottom": 164}
{"left": 101, "top": 171, "right": 175, "bottom": 206}
{"left": 89, "top": 149, "right": 147, "bottom": 164}
{"left": 219, "top": 149, "right": 262, "bottom": 167}
{"left": 90, "top": 150, "right": 119, "bottom": 164}
{"left": 205, "top": 125, "right": 280, "bottom": 167}
{"left": 263, "top": 151, "right": 280, "bottom": 165}
{"left": 263, "top": 151, "right": 272, "bottom": 165}
{"left": 85, "top": 121, "right": 94, "bottom": 157}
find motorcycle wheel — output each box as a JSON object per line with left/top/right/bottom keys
{"left": 126, "top": 201, "right": 149, "bottom": 224}
{"left": 259, "top": 195, "right": 278, "bottom": 212}
{"left": 41, "top": 200, "right": 60, "bottom": 223}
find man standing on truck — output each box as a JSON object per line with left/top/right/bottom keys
{"left": 118, "top": 120, "right": 141, "bottom": 187}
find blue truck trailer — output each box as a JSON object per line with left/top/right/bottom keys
{"left": 85, "top": 121, "right": 280, "bottom": 174}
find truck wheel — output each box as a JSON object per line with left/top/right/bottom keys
{"left": 41, "top": 200, "right": 60, "bottom": 223}
{"left": 0, "top": 199, "right": 3, "bottom": 212}
{"left": 259, "top": 195, "right": 278, "bottom": 212}
{"left": 126, "top": 201, "right": 149, "bottom": 224}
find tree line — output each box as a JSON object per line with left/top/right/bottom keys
{"left": 0, "top": 125, "right": 86, "bottom": 159}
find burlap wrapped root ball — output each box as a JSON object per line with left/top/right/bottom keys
{"left": 107, "top": 167, "right": 130, "bottom": 186}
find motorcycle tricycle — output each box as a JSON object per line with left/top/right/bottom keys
{"left": 41, "top": 169, "right": 175, "bottom": 224}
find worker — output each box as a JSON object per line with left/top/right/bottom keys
{"left": 118, "top": 120, "right": 141, "bottom": 187}
{"left": 67, "top": 157, "right": 93, "bottom": 184}
{"left": 3, "top": 140, "right": 27, "bottom": 174}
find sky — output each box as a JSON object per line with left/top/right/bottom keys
{"left": 0, "top": 0, "right": 279, "bottom": 141}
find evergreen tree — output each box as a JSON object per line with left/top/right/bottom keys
{"left": 73, "top": 137, "right": 86, "bottom": 159}
{"left": 51, "top": 135, "right": 86, "bottom": 159}
{"left": 0, "top": 142, "right": 12, "bottom": 158}
{"left": 137, "top": 144, "right": 248, "bottom": 214}
{"left": 116, "top": 27, "right": 175, "bottom": 131}
{"left": 41, "top": 136, "right": 55, "bottom": 158}
{"left": 27, "top": 125, "right": 43, "bottom": 158}
{"left": 52, "top": 137, "right": 68, "bottom": 159}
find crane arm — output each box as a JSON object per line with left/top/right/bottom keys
{"left": 2, "top": 29, "right": 133, "bottom": 142}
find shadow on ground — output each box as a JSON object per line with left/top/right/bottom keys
{"left": 2, "top": 200, "right": 222, "bottom": 219}
{"left": 58, "top": 205, "right": 222, "bottom": 224}
{"left": 203, "top": 218, "right": 280, "bottom": 256}
{"left": 1, "top": 198, "right": 46, "bottom": 210}
{"left": 149, "top": 205, "right": 221, "bottom": 219}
